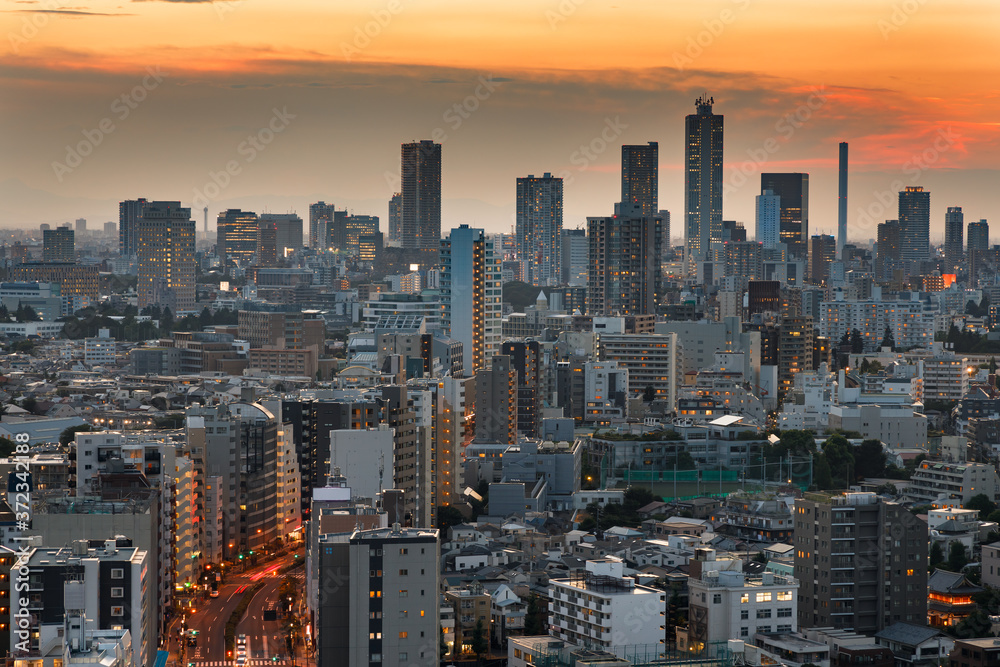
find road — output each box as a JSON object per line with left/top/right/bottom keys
{"left": 169, "top": 552, "right": 305, "bottom": 667}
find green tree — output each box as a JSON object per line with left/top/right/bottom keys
{"left": 160, "top": 307, "right": 174, "bottom": 332}
{"left": 21, "top": 396, "right": 39, "bottom": 415}
{"left": 853, "top": 439, "right": 887, "bottom": 479}
{"left": 947, "top": 541, "right": 969, "bottom": 572}
{"left": 470, "top": 618, "right": 487, "bottom": 658}
{"left": 929, "top": 541, "right": 945, "bottom": 571}
{"left": 822, "top": 435, "right": 855, "bottom": 487}
{"left": 879, "top": 326, "right": 896, "bottom": 351}
{"left": 812, "top": 451, "right": 834, "bottom": 489}
{"left": 965, "top": 493, "right": 997, "bottom": 520}
{"left": 436, "top": 505, "right": 465, "bottom": 533}
{"left": 643, "top": 385, "right": 656, "bottom": 402}
{"left": 850, "top": 328, "right": 864, "bottom": 353}
{"left": 524, "top": 594, "right": 546, "bottom": 635}
{"left": 59, "top": 424, "right": 96, "bottom": 446}
{"left": 986, "top": 510, "right": 1000, "bottom": 525}
{"left": 0, "top": 437, "right": 15, "bottom": 458}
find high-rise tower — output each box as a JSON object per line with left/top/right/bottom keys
{"left": 137, "top": 201, "right": 196, "bottom": 313}
{"left": 216, "top": 209, "right": 259, "bottom": 269}
{"left": 838, "top": 142, "right": 848, "bottom": 259}
{"left": 588, "top": 203, "right": 663, "bottom": 316}
{"left": 944, "top": 206, "right": 964, "bottom": 271}
{"left": 516, "top": 173, "right": 564, "bottom": 287}
{"left": 684, "top": 96, "right": 723, "bottom": 268}
{"left": 621, "top": 142, "right": 658, "bottom": 216}
{"left": 401, "top": 140, "right": 442, "bottom": 252}
{"left": 119, "top": 198, "right": 147, "bottom": 257}
{"left": 440, "top": 225, "right": 501, "bottom": 372}
{"left": 761, "top": 173, "right": 809, "bottom": 261}
{"left": 899, "top": 186, "right": 930, "bottom": 271}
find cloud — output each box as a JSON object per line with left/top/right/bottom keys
{"left": 6, "top": 8, "right": 132, "bottom": 15}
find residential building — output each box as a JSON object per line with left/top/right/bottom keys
{"left": 876, "top": 219, "right": 902, "bottom": 282}
{"left": 756, "top": 189, "right": 781, "bottom": 249}
{"left": 685, "top": 96, "right": 724, "bottom": 265}
{"left": 119, "top": 198, "right": 147, "bottom": 257}
{"left": 949, "top": 639, "right": 1000, "bottom": 667}
{"left": 502, "top": 340, "right": 542, "bottom": 439}
{"left": 561, "top": 228, "right": 588, "bottom": 286}
{"left": 400, "top": 140, "right": 442, "bottom": 252}
{"left": 944, "top": 207, "right": 964, "bottom": 271}
{"left": 809, "top": 234, "right": 836, "bottom": 284}
{"left": 596, "top": 332, "right": 680, "bottom": 407}
{"left": 475, "top": 354, "right": 518, "bottom": 444}
{"left": 516, "top": 173, "right": 563, "bottom": 286}
{"left": 907, "top": 461, "right": 1000, "bottom": 505}
{"left": 42, "top": 227, "right": 74, "bottom": 262}
{"left": 622, "top": 142, "right": 658, "bottom": 216}
{"left": 899, "top": 186, "right": 931, "bottom": 271}
{"left": 444, "top": 584, "right": 491, "bottom": 658}
{"left": 440, "top": 225, "right": 502, "bottom": 372}
{"left": 588, "top": 203, "right": 663, "bottom": 316}
{"left": 779, "top": 316, "right": 815, "bottom": 398}
{"left": 388, "top": 192, "right": 402, "bottom": 243}
{"left": 762, "top": 173, "right": 810, "bottom": 261}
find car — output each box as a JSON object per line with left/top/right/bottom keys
{"left": 235, "top": 658, "right": 246, "bottom": 666}
{"left": 237, "top": 634, "right": 247, "bottom": 644}
{"left": 210, "top": 589, "right": 219, "bottom": 598}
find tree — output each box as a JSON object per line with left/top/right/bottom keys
{"left": 59, "top": 424, "right": 96, "bottom": 446}
{"left": 0, "top": 437, "right": 15, "bottom": 458}
{"left": 752, "top": 551, "right": 769, "bottom": 564}
{"left": 822, "top": 434, "right": 855, "bottom": 487}
{"left": 643, "top": 385, "right": 656, "bottom": 402}
{"left": 947, "top": 541, "right": 969, "bottom": 573}
{"left": 524, "top": 594, "right": 546, "bottom": 635}
{"left": 965, "top": 493, "right": 997, "bottom": 520}
{"left": 160, "top": 307, "right": 174, "bottom": 332}
{"left": 470, "top": 618, "right": 488, "bottom": 658}
{"left": 850, "top": 328, "right": 864, "bottom": 353}
{"left": 986, "top": 510, "right": 1000, "bottom": 525}
{"left": 879, "top": 326, "right": 896, "bottom": 351}
{"left": 436, "top": 505, "right": 465, "bottom": 533}
{"left": 929, "top": 541, "right": 945, "bottom": 572}
{"left": 991, "top": 357, "right": 997, "bottom": 375}
{"left": 812, "top": 451, "right": 834, "bottom": 490}
{"left": 853, "top": 439, "right": 887, "bottom": 480}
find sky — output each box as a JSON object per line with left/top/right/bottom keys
{"left": 2, "top": 0, "right": 999, "bottom": 244}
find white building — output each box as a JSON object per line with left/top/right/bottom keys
{"left": 84, "top": 328, "right": 116, "bottom": 365}
{"left": 596, "top": 333, "right": 681, "bottom": 408}
{"left": 276, "top": 422, "right": 302, "bottom": 538}
{"left": 908, "top": 461, "right": 1000, "bottom": 505}
{"left": 329, "top": 426, "right": 395, "bottom": 502}
{"left": 921, "top": 354, "right": 971, "bottom": 403}
{"left": 820, "top": 298, "right": 935, "bottom": 352}
{"left": 584, "top": 361, "right": 629, "bottom": 422}
{"left": 548, "top": 558, "right": 665, "bottom": 649}
{"left": 827, "top": 404, "right": 927, "bottom": 448}
{"left": 440, "top": 225, "right": 502, "bottom": 372}
{"left": 756, "top": 190, "right": 781, "bottom": 249}
{"left": 779, "top": 364, "right": 838, "bottom": 431}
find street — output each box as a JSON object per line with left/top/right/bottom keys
{"left": 167, "top": 552, "right": 306, "bottom": 667}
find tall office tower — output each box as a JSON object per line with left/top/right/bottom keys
{"left": 119, "top": 198, "right": 147, "bottom": 257}
{"left": 42, "top": 227, "right": 74, "bottom": 262}
{"left": 968, "top": 219, "right": 989, "bottom": 253}
{"left": 256, "top": 217, "right": 279, "bottom": 267}
{"left": 838, "top": 142, "right": 848, "bottom": 259}
{"left": 560, "top": 228, "right": 588, "bottom": 286}
{"left": 587, "top": 203, "right": 663, "bottom": 316}
{"left": 259, "top": 213, "right": 303, "bottom": 258}
{"left": 899, "top": 185, "right": 930, "bottom": 271}
{"left": 756, "top": 189, "right": 781, "bottom": 248}
{"left": 621, "top": 142, "right": 658, "bottom": 216}
{"left": 388, "top": 192, "right": 402, "bottom": 242}
{"left": 344, "top": 214, "right": 380, "bottom": 256}
{"left": 658, "top": 210, "right": 672, "bottom": 254}
{"left": 217, "top": 209, "right": 258, "bottom": 269}
{"left": 684, "top": 96, "right": 724, "bottom": 266}
{"left": 794, "top": 492, "right": 927, "bottom": 633}
{"left": 808, "top": 234, "right": 836, "bottom": 284}
{"left": 501, "top": 340, "right": 541, "bottom": 439}
{"left": 440, "top": 225, "right": 502, "bottom": 372}
{"left": 778, "top": 315, "right": 814, "bottom": 397}
{"left": 944, "top": 206, "right": 964, "bottom": 271}
{"left": 723, "top": 241, "right": 763, "bottom": 290}
{"left": 137, "top": 201, "right": 196, "bottom": 313}
{"left": 401, "top": 140, "right": 442, "bottom": 251}
{"left": 474, "top": 354, "right": 518, "bottom": 444}
{"left": 761, "top": 173, "right": 810, "bottom": 260}
{"left": 309, "top": 201, "right": 335, "bottom": 249}
{"left": 876, "top": 219, "right": 901, "bottom": 282}
{"left": 516, "top": 172, "right": 564, "bottom": 287}
{"left": 103, "top": 221, "right": 116, "bottom": 237}
{"left": 315, "top": 525, "right": 440, "bottom": 667}
{"left": 74, "top": 217, "right": 86, "bottom": 232}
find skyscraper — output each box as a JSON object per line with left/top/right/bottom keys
{"left": 255, "top": 217, "right": 278, "bottom": 267}
{"left": 899, "top": 185, "right": 930, "bottom": 270}
{"left": 75, "top": 217, "right": 86, "bottom": 232}
{"left": 807, "top": 233, "right": 836, "bottom": 284}
{"left": 474, "top": 354, "right": 518, "bottom": 444}
{"left": 588, "top": 203, "right": 663, "bottom": 316}
{"left": 968, "top": 219, "right": 989, "bottom": 253}
{"left": 258, "top": 213, "right": 303, "bottom": 258}
{"left": 42, "top": 226, "right": 74, "bottom": 262}
{"left": 388, "top": 192, "right": 402, "bottom": 243}
{"left": 876, "top": 219, "right": 901, "bottom": 282}
{"left": 401, "top": 140, "right": 442, "bottom": 251}
{"left": 761, "top": 173, "right": 809, "bottom": 260}
{"left": 516, "top": 172, "right": 564, "bottom": 287}
{"left": 309, "top": 201, "right": 335, "bottom": 249}
{"left": 621, "top": 142, "right": 658, "bottom": 216}
{"left": 756, "top": 189, "right": 781, "bottom": 248}
{"left": 440, "top": 225, "right": 501, "bottom": 372}
{"left": 561, "top": 228, "right": 588, "bottom": 286}
{"left": 944, "top": 206, "right": 964, "bottom": 271}
{"left": 137, "top": 201, "right": 196, "bottom": 313}
{"left": 684, "top": 96, "right": 723, "bottom": 266}
{"left": 216, "top": 209, "right": 258, "bottom": 269}
{"left": 837, "top": 142, "right": 848, "bottom": 259}
{"left": 344, "top": 214, "right": 380, "bottom": 256}
{"left": 119, "top": 198, "right": 147, "bottom": 257}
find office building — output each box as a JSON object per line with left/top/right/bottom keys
{"left": 778, "top": 316, "right": 814, "bottom": 397}
{"left": 516, "top": 173, "right": 564, "bottom": 286}
{"left": 136, "top": 201, "right": 196, "bottom": 313}
{"left": 259, "top": 213, "right": 303, "bottom": 258}
{"left": 315, "top": 525, "right": 440, "bottom": 667}
{"left": 685, "top": 96, "right": 724, "bottom": 264}
{"left": 621, "top": 142, "right": 658, "bottom": 216}
{"left": 118, "top": 198, "right": 146, "bottom": 257}
{"left": 256, "top": 217, "right": 279, "bottom": 267}
{"left": 75, "top": 217, "right": 86, "bottom": 232}
{"left": 42, "top": 227, "right": 74, "bottom": 262}
{"left": 344, "top": 214, "right": 380, "bottom": 257}
{"left": 11, "top": 263, "right": 99, "bottom": 299}
{"left": 899, "top": 186, "right": 930, "bottom": 270}
{"left": 549, "top": 558, "right": 665, "bottom": 650}
{"left": 587, "top": 204, "right": 663, "bottom": 316}
{"left": 400, "top": 140, "right": 442, "bottom": 251}
{"left": 104, "top": 221, "right": 116, "bottom": 237}
{"left": 474, "top": 354, "right": 518, "bottom": 444}
{"left": 808, "top": 234, "right": 836, "bottom": 284}
{"left": 560, "top": 228, "right": 588, "bottom": 286}
{"left": 756, "top": 189, "right": 781, "bottom": 249}
{"left": 440, "top": 225, "right": 502, "bottom": 372}
{"left": 309, "top": 201, "right": 335, "bottom": 250}
{"left": 761, "top": 173, "right": 809, "bottom": 261}
{"left": 944, "top": 207, "right": 964, "bottom": 271}
{"left": 968, "top": 219, "right": 989, "bottom": 253}
{"left": 388, "top": 192, "right": 402, "bottom": 242}
{"left": 723, "top": 241, "right": 763, "bottom": 290}
{"left": 876, "top": 220, "right": 901, "bottom": 282}
{"left": 217, "top": 209, "right": 258, "bottom": 269}
{"left": 794, "top": 492, "right": 928, "bottom": 633}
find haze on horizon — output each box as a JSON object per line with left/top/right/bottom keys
{"left": 2, "top": 0, "right": 999, "bottom": 244}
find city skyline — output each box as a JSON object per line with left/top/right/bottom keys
{"left": 2, "top": 1, "right": 998, "bottom": 242}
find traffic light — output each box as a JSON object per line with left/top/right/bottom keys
{"left": 238, "top": 555, "right": 244, "bottom": 560}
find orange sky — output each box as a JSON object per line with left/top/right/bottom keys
{"left": 2, "top": 0, "right": 999, "bottom": 238}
